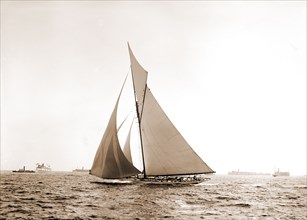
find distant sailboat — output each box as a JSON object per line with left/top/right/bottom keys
{"left": 36, "top": 163, "right": 51, "bottom": 172}
{"left": 90, "top": 44, "right": 214, "bottom": 183}
{"left": 272, "top": 168, "right": 290, "bottom": 177}
{"left": 73, "top": 167, "right": 90, "bottom": 173}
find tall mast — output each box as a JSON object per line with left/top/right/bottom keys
{"left": 131, "top": 68, "right": 147, "bottom": 178}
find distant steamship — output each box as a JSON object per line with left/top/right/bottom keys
{"left": 228, "top": 170, "right": 270, "bottom": 176}
{"left": 12, "top": 166, "right": 35, "bottom": 173}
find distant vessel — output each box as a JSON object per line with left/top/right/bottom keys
{"left": 36, "top": 163, "right": 51, "bottom": 172}
{"left": 73, "top": 167, "right": 89, "bottom": 173}
{"left": 90, "top": 44, "right": 214, "bottom": 184}
{"left": 12, "top": 166, "right": 35, "bottom": 173}
{"left": 228, "top": 170, "right": 270, "bottom": 176}
{"left": 272, "top": 169, "right": 289, "bottom": 177}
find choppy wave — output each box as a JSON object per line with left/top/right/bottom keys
{"left": 0, "top": 172, "right": 306, "bottom": 219}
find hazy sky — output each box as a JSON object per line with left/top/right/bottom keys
{"left": 1, "top": 1, "right": 306, "bottom": 175}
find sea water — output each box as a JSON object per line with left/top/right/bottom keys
{"left": 0, "top": 172, "right": 306, "bottom": 219}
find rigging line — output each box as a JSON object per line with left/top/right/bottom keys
{"left": 139, "top": 85, "right": 148, "bottom": 120}
{"left": 117, "top": 108, "right": 133, "bottom": 132}
{"left": 116, "top": 72, "right": 129, "bottom": 102}
{"left": 130, "top": 64, "right": 147, "bottom": 178}
{"left": 116, "top": 66, "right": 134, "bottom": 132}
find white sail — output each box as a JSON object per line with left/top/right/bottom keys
{"left": 128, "top": 43, "right": 148, "bottom": 117}
{"left": 128, "top": 45, "right": 214, "bottom": 176}
{"left": 141, "top": 87, "right": 214, "bottom": 176}
{"left": 123, "top": 122, "right": 133, "bottom": 164}
{"left": 91, "top": 78, "right": 140, "bottom": 179}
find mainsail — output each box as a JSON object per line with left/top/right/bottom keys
{"left": 128, "top": 45, "right": 214, "bottom": 177}
{"left": 140, "top": 87, "right": 214, "bottom": 176}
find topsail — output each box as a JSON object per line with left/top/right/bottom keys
{"left": 128, "top": 44, "right": 148, "bottom": 118}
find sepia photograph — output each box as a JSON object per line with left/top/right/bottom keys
{"left": 1, "top": 0, "right": 306, "bottom": 219}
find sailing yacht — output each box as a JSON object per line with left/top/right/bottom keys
{"left": 90, "top": 44, "right": 214, "bottom": 184}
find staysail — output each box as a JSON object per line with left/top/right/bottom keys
{"left": 123, "top": 121, "right": 133, "bottom": 164}
{"left": 90, "top": 77, "right": 140, "bottom": 179}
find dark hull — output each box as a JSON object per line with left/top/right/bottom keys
{"left": 12, "top": 170, "right": 35, "bottom": 173}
